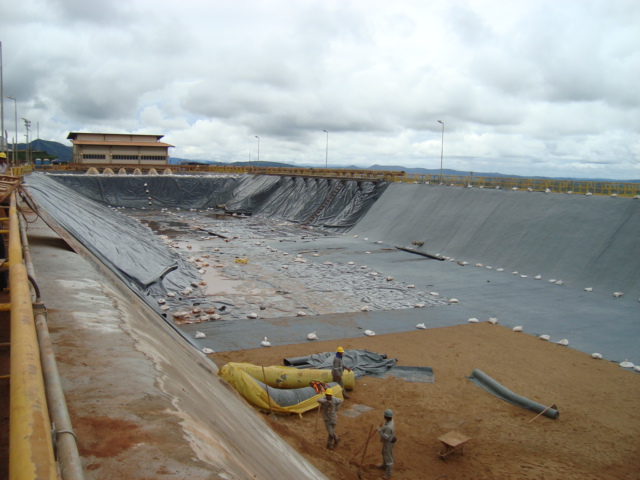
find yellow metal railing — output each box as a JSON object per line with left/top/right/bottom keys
{"left": 390, "top": 173, "right": 640, "bottom": 197}
{"left": 9, "top": 165, "right": 33, "bottom": 177}
{"left": 195, "top": 167, "right": 640, "bottom": 195}
{"left": 42, "top": 163, "right": 640, "bottom": 197}
{"left": 203, "top": 165, "right": 408, "bottom": 182}
{"left": 8, "top": 193, "right": 57, "bottom": 480}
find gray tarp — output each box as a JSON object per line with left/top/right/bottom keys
{"left": 284, "top": 349, "right": 398, "bottom": 378}
{"left": 467, "top": 369, "right": 559, "bottom": 419}
{"left": 283, "top": 350, "right": 434, "bottom": 382}
{"left": 383, "top": 366, "right": 434, "bottom": 383}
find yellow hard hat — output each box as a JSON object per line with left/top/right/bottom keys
{"left": 336, "top": 346, "right": 344, "bottom": 353}
{"left": 325, "top": 388, "right": 334, "bottom": 396}
{"left": 0, "top": 152, "right": 6, "bottom": 159}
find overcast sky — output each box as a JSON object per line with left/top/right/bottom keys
{"left": 1, "top": 0, "right": 638, "bottom": 179}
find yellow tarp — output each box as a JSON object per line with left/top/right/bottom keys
{"left": 232, "top": 362, "right": 355, "bottom": 390}
{"left": 218, "top": 362, "right": 344, "bottom": 414}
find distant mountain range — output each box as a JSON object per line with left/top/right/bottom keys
{"left": 19, "top": 140, "right": 639, "bottom": 183}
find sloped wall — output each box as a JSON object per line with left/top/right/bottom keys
{"left": 42, "top": 173, "right": 386, "bottom": 229}
{"left": 353, "top": 184, "right": 640, "bottom": 294}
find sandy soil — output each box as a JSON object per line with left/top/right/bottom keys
{"left": 211, "top": 323, "right": 640, "bottom": 480}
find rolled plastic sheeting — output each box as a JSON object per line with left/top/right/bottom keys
{"left": 233, "top": 362, "right": 355, "bottom": 390}
{"left": 467, "top": 369, "right": 559, "bottom": 419}
{"left": 283, "top": 356, "right": 312, "bottom": 367}
{"left": 218, "top": 362, "right": 342, "bottom": 414}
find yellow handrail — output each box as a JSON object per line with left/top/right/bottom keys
{"left": 8, "top": 193, "right": 57, "bottom": 480}
{"left": 43, "top": 163, "right": 640, "bottom": 196}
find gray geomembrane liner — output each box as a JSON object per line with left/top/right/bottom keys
{"left": 25, "top": 173, "right": 640, "bottom": 368}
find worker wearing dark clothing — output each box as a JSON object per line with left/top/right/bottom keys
{"left": 332, "top": 346, "right": 351, "bottom": 399}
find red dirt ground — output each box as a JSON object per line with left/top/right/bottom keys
{"left": 211, "top": 323, "right": 640, "bottom": 480}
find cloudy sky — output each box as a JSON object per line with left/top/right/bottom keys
{"left": 1, "top": 0, "right": 638, "bottom": 179}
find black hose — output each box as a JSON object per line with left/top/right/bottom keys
{"left": 395, "top": 246, "right": 444, "bottom": 260}
{"left": 27, "top": 273, "right": 42, "bottom": 302}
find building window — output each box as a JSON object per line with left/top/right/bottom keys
{"left": 112, "top": 155, "right": 139, "bottom": 160}
{"left": 83, "top": 154, "right": 107, "bottom": 160}
{"left": 141, "top": 156, "right": 165, "bottom": 161}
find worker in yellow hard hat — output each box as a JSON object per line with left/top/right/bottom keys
{"left": 332, "top": 347, "right": 352, "bottom": 399}
{"left": 317, "top": 387, "right": 342, "bottom": 449}
{"left": 0, "top": 153, "right": 8, "bottom": 175}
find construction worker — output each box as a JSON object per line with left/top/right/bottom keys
{"left": 332, "top": 346, "right": 351, "bottom": 399}
{"left": 0, "top": 153, "right": 8, "bottom": 175}
{"left": 377, "top": 409, "right": 396, "bottom": 478}
{"left": 317, "top": 388, "right": 342, "bottom": 449}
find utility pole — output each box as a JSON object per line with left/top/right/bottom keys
{"left": 6, "top": 96, "right": 16, "bottom": 165}
{"left": 438, "top": 120, "right": 444, "bottom": 184}
{"left": 323, "top": 130, "right": 329, "bottom": 168}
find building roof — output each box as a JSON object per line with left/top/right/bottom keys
{"left": 70, "top": 140, "right": 174, "bottom": 148}
{"left": 67, "top": 132, "right": 165, "bottom": 141}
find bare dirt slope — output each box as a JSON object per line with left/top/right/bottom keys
{"left": 211, "top": 323, "right": 640, "bottom": 480}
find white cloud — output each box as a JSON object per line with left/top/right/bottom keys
{"left": 1, "top": 0, "right": 639, "bottom": 179}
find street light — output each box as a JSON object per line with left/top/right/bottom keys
{"left": 22, "top": 117, "right": 31, "bottom": 166}
{"left": 322, "top": 129, "right": 328, "bottom": 168}
{"left": 6, "top": 95, "right": 17, "bottom": 166}
{"left": 255, "top": 135, "right": 260, "bottom": 162}
{"left": 438, "top": 120, "right": 444, "bottom": 184}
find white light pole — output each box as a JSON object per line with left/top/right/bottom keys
{"left": 22, "top": 117, "right": 31, "bottom": 165}
{"left": 323, "top": 129, "right": 328, "bottom": 168}
{"left": 6, "top": 95, "right": 16, "bottom": 166}
{"left": 438, "top": 120, "right": 444, "bottom": 184}
{"left": 255, "top": 135, "right": 260, "bottom": 162}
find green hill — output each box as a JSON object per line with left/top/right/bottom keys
{"left": 30, "top": 139, "right": 72, "bottom": 162}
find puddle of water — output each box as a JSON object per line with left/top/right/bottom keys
{"left": 200, "top": 268, "right": 243, "bottom": 295}
{"left": 199, "top": 267, "right": 272, "bottom": 296}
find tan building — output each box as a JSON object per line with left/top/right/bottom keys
{"left": 67, "top": 132, "right": 173, "bottom": 165}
